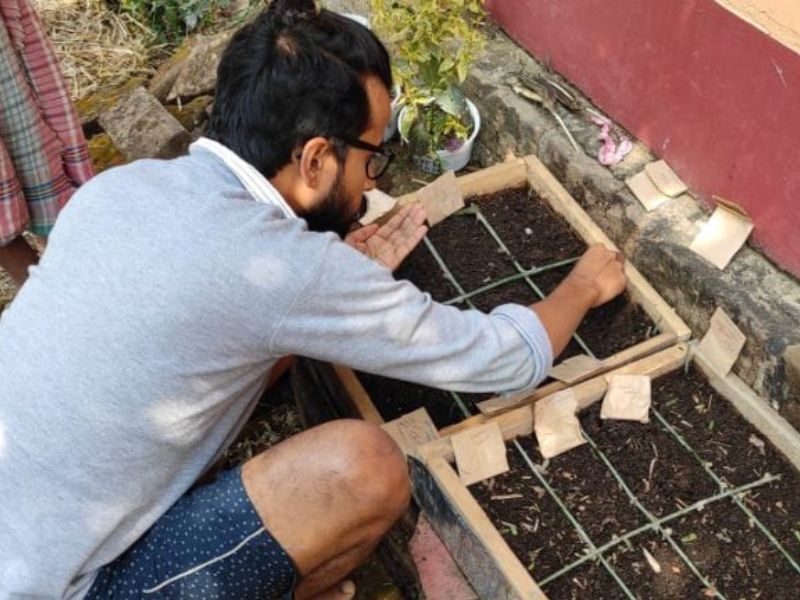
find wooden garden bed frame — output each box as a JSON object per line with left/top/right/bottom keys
{"left": 310, "top": 157, "right": 800, "bottom": 599}
{"left": 407, "top": 341, "right": 800, "bottom": 600}
{"left": 333, "top": 154, "right": 691, "bottom": 427}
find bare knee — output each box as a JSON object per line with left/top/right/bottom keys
{"left": 313, "top": 419, "right": 410, "bottom": 525}
{"left": 242, "top": 419, "right": 410, "bottom": 576}
{"left": 244, "top": 418, "right": 410, "bottom": 529}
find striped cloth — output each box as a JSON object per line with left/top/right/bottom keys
{"left": 0, "top": 0, "right": 93, "bottom": 245}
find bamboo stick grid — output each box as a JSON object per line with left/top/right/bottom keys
{"left": 414, "top": 196, "right": 799, "bottom": 597}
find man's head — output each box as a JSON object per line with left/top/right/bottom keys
{"left": 205, "top": 0, "right": 393, "bottom": 236}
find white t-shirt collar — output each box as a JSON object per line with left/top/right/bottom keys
{"left": 192, "top": 137, "right": 297, "bottom": 219}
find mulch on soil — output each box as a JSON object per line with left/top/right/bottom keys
{"left": 471, "top": 366, "right": 800, "bottom": 598}
{"left": 361, "top": 185, "right": 655, "bottom": 427}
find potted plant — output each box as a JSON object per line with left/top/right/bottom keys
{"left": 371, "top": 0, "right": 486, "bottom": 173}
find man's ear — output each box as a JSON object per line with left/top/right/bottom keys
{"left": 296, "top": 137, "right": 334, "bottom": 189}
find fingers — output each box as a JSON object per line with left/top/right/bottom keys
{"left": 380, "top": 204, "right": 413, "bottom": 235}
{"left": 348, "top": 202, "right": 428, "bottom": 271}
{"left": 344, "top": 223, "right": 378, "bottom": 246}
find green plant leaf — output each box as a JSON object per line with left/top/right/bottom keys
{"left": 398, "top": 104, "right": 418, "bottom": 143}
{"left": 435, "top": 85, "right": 467, "bottom": 117}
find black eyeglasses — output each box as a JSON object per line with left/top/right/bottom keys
{"left": 339, "top": 137, "right": 394, "bottom": 180}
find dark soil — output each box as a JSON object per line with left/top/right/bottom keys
{"left": 471, "top": 366, "right": 800, "bottom": 598}
{"left": 361, "top": 185, "right": 654, "bottom": 426}
{"left": 652, "top": 367, "right": 800, "bottom": 562}
{"left": 355, "top": 372, "right": 469, "bottom": 430}
{"left": 474, "top": 187, "right": 584, "bottom": 268}
{"left": 425, "top": 209, "right": 518, "bottom": 293}
{"left": 471, "top": 442, "right": 590, "bottom": 581}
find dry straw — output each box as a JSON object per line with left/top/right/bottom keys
{"left": 32, "top": 0, "right": 158, "bottom": 99}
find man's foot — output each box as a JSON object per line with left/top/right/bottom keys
{"left": 307, "top": 579, "right": 356, "bottom": 600}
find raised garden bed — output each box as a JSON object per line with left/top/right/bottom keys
{"left": 336, "top": 156, "right": 690, "bottom": 430}
{"left": 304, "top": 157, "right": 800, "bottom": 599}
{"left": 288, "top": 159, "right": 800, "bottom": 600}
{"left": 409, "top": 345, "right": 800, "bottom": 599}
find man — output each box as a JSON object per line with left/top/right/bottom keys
{"left": 0, "top": 1, "right": 625, "bottom": 599}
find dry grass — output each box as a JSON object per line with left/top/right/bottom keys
{"left": 32, "top": 0, "right": 158, "bottom": 99}
{"left": 223, "top": 402, "right": 303, "bottom": 467}
{"left": 0, "top": 272, "right": 15, "bottom": 313}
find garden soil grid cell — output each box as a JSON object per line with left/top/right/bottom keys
{"left": 409, "top": 346, "right": 800, "bottom": 600}
{"left": 335, "top": 156, "right": 690, "bottom": 430}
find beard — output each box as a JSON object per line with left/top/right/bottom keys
{"left": 300, "top": 168, "right": 367, "bottom": 238}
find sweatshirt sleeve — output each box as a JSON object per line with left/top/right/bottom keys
{"left": 268, "top": 236, "right": 553, "bottom": 394}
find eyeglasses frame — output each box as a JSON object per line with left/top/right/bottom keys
{"left": 338, "top": 136, "right": 395, "bottom": 180}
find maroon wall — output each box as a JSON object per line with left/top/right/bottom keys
{"left": 487, "top": 0, "right": 800, "bottom": 277}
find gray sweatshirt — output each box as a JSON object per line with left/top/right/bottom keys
{"left": 0, "top": 145, "right": 552, "bottom": 598}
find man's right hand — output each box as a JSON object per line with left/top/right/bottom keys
{"left": 531, "top": 244, "right": 627, "bottom": 357}
{"left": 563, "top": 244, "right": 627, "bottom": 308}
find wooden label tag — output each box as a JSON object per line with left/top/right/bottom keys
{"left": 601, "top": 374, "right": 652, "bottom": 423}
{"left": 534, "top": 390, "right": 586, "bottom": 458}
{"left": 359, "top": 188, "right": 397, "bottom": 225}
{"left": 689, "top": 199, "right": 754, "bottom": 270}
{"left": 626, "top": 170, "right": 671, "bottom": 212}
{"left": 644, "top": 160, "right": 688, "bottom": 198}
{"left": 381, "top": 408, "right": 439, "bottom": 456}
{"left": 415, "top": 170, "right": 465, "bottom": 227}
{"left": 696, "top": 307, "right": 746, "bottom": 376}
{"left": 549, "top": 354, "right": 603, "bottom": 384}
{"left": 451, "top": 421, "right": 509, "bottom": 486}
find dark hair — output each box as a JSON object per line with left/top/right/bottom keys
{"left": 205, "top": 0, "right": 392, "bottom": 177}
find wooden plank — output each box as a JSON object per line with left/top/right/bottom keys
{"left": 523, "top": 155, "right": 691, "bottom": 341}
{"left": 427, "top": 344, "right": 689, "bottom": 461}
{"left": 624, "top": 267, "right": 692, "bottom": 341}
{"left": 693, "top": 347, "right": 800, "bottom": 473}
{"left": 331, "top": 364, "right": 384, "bottom": 425}
{"left": 414, "top": 456, "right": 548, "bottom": 600}
{"left": 524, "top": 155, "right": 618, "bottom": 248}
{"left": 477, "top": 381, "right": 566, "bottom": 418}
{"left": 419, "top": 405, "right": 534, "bottom": 464}
{"left": 397, "top": 159, "right": 528, "bottom": 207}
{"left": 476, "top": 332, "right": 677, "bottom": 417}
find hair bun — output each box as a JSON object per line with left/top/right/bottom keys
{"left": 268, "top": 0, "right": 319, "bottom": 25}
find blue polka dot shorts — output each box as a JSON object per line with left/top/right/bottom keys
{"left": 86, "top": 466, "right": 297, "bottom": 599}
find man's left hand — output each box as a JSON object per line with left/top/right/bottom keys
{"left": 345, "top": 203, "right": 428, "bottom": 271}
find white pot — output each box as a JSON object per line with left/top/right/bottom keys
{"left": 399, "top": 99, "right": 481, "bottom": 174}
{"left": 436, "top": 99, "right": 481, "bottom": 172}
{"left": 383, "top": 84, "right": 403, "bottom": 142}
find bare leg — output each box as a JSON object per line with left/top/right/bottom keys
{"left": 242, "top": 419, "right": 410, "bottom": 599}
{"left": 0, "top": 236, "right": 39, "bottom": 287}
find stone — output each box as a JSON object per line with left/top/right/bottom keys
{"left": 149, "top": 37, "right": 198, "bottom": 102}
{"left": 321, "top": 0, "right": 370, "bottom": 16}
{"left": 165, "top": 95, "right": 213, "bottom": 132}
{"left": 168, "top": 31, "right": 233, "bottom": 101}
{"left": 87, "top": 133, "right": 126, "bottom": 173}
{"left": 75, "top": 77, "right": 146, "bottom": 126}
{"left": 98, "top": 87, "right": 191, "bottom": 161}
{"left": 785, "top": 345, "right": 800, "bottom": 394}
